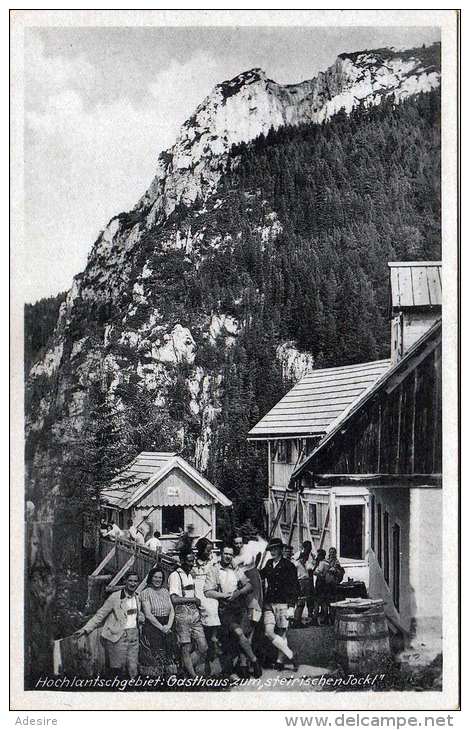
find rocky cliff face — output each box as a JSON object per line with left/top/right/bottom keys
{"left": 25, "top": 44, "right": 440, "bottom": 506}
{"left": 136, "top": 47, "right": 440, "bottom": 227}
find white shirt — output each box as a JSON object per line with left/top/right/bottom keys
{"left": 123, "top": 593, "right": 138, "bottom": 629}
{"left": 293, "top": 551, "right": 315, "bottom": 579}
{"left": 109, "top": 523, "right": 122, "bottom": 539}
{"left": 168, "top": 568, "right": 196, "bottom": 598}
{"left": 146, "top": 537, "right": 162, "bottom": 552}
{"left": 217, "top": 566, "right": 242, "bottom": 594}
{"left": 204, "top": 564, "right": 248, "bottom": 595}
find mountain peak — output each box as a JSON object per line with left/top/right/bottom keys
{"left": 136, "top": 43, "right": 440, "bottom": 228}
{"left": 337, "top": 41, "right": 440, "bottom": 68}
{"left": 216, "top": 67, "right": 268, "bottom": 99}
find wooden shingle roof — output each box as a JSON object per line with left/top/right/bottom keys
{"left": 389, "top": 261, "right": 441, "bottom": 309}
{"left": 101, "top": 452, "right": 232, "bottom": 509}
{"left": 247, "top": 359, "right": 391, "bottom": 440}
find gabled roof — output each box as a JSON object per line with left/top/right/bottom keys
{"left": 291, "top": 319, "right": 442, "bottom": 481}
{"left": 389, "top": 261, "right": 441, "bottom": 309}
{"left": 101, "top": 452, "right": 232, "bottom": 509}
{"left": 247, "top": 359, "right": 391, "bottom": 440}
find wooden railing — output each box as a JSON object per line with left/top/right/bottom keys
{"left": 87, "top": 535, "right": 224, "bottom": 616}
{"left": 86, "top": 537, "right": 178, "bottom": 612}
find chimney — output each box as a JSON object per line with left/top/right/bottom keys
{"left": 388, "top": 261, "right": 442, "bottom": 365}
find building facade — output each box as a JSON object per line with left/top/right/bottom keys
{"left": 249, "top": 260, "right": 442, "bottom": 636}
{"left": 292, "top": 319, "right": 442, "bottom": 644}
{"left": 248, "top": 359, "right": 391, "bottom": 584}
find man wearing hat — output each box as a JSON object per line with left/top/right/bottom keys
{"left": 260, "top": 537, "right": 299, "bottom": 670}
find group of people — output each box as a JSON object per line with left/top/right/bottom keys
{"left": 291, "top": 541, "right": 345, "bottom": 628}
{"left": 75, "top": 529, "right": 344, "bottom": 681}
{"left": 100, "top": 518, "right": 163, "bottom": 554}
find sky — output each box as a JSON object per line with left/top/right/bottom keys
{"left": 23, "top": 24, "right": 440, "bottom": 303}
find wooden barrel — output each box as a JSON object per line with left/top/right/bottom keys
{"left": 335, "top": 606, "right": 390, "bottom": 673}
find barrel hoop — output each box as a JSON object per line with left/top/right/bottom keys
{"left": 336, "top": 633, "right": 389, "bottom": 642}
{"left": 336, "top": 612, "right": 386, "bottom": 623}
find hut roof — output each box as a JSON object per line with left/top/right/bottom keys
{"left": 101, "top": 452, "right": 232, "bottom": 509}
{"left": 247, "top": 359, "right": 391, "bottom": 440}
{"left": 291, "top": 319, "right": 442, "bottom": 481}
{"left": 388, "top": 261, "right": 442, "bottom": 309}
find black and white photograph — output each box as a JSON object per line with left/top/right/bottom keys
{"left": 10, "top": 9, "right": 459, "bottom": 712}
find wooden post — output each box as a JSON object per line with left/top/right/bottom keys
{"left": 377, "top": 403, "right": 382, "bottom": 472}
{"left": 300, "top": 495, "right": 312, "bottom": 539}
{"left": 211, "top": 503, "right": 216, "bottom": 541}
{"left": 297, "top": 491, "right": 302, "bottom": 550}
{"left": 318, "top": 506, "right": 330, "bottom": 551}
{"left": 395, "top": 384, "right": 403, "bottom": 473}
{"left": 410, "top": 369, "right": 418, "bottom": 472}
{"left": 329, "top": 490, "right": 337, "bottom": 551}
{"left": 287, "top": 503, "right": 298, "bottom": 548}
{"left": 267, "top": 441, "right": 272, "bottom": 489}
{"left": 432, "top": 346, "right": 441, "bottom": 473}
{"left": 267, "top": 442, "right": 272, "bottom": 537}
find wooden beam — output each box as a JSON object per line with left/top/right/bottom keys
{"left": 432, "top": 346, "right": 441, "bottom": 473}
{"left": 270, "top": 491, "right": 288, "bottom": 541}
{"left": 211, "top": 504, "right": 216, "bottom": 541}
{"left": 300, "top": 495, "right": 311, "bottom": 540}
{"left": 191, "top": 505, "right": 212, "bottom": 528}
{"left": 311, "top": 473, "right": 442, "bottom": 488}
{"left": 136, "top": 506, "right": 158, "bottom": 530}
{"left": 267, "top": 441, "right": 272, "bottom": 489}
{"left": 108, "top": 554, "right": 135, "bottom": 588}
{"left": 137, "top": 575, "right": 148, "bottom": 594}
{"left": 377, "top": 402, "right": 382, "bottom": 472}
{"left": 384, "top": 336, "right": 440, "bottom": 395}
{"left": 287, "top": 503, "right": 298, "bottom": 547}
{"left": 318, "top": 505, "right": 330, "bottom": 551}
{"left": 91, "top": 544, "right": 116, "bottom": 577}
{"left": 297, "top": 491, "right": 302, "bottom": 548}
{"left": 410, "top": 369, "right": 418, "bottom": 473}
{"left": 395, "top": 383, "right": 403, "bottom": 473}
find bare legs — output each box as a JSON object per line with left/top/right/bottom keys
{"left": 264, "top": 624, "right": 293, "bottom": 661}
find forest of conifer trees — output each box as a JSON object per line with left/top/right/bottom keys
{"left": 25, "top": 89, "right": 441, "bottom": 529}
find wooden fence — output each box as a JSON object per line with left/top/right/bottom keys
{"left": 86, "top": 537, "right": 178, "bottom": 612}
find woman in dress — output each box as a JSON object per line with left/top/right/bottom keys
{"left": 139, "top": 567, "right": 179, "bottom": 677}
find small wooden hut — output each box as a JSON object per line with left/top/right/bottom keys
{"left": 100, "top": 452, "right": 232, "bottom": 552}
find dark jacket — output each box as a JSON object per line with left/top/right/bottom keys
{"left": 260, "top": 558, "right": 298, "bottom": 605}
